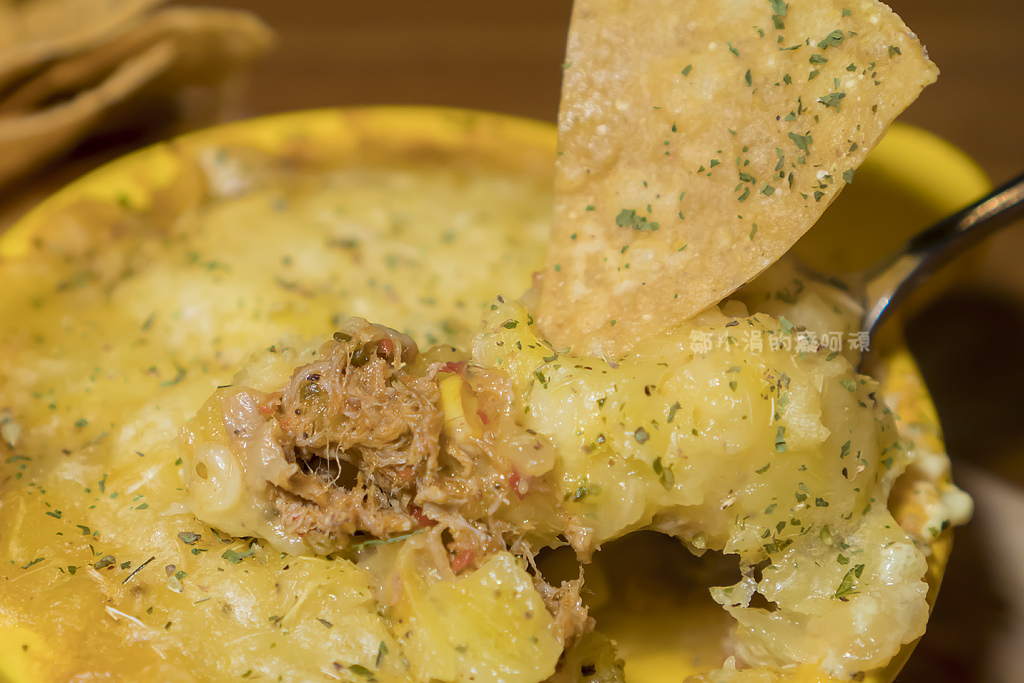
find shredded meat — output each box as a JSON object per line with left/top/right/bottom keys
{"left": 211, "top": 316, "right": 589, "bottom": 641}
{"left": 267, "top": 318, "right": 445, "bottom": 543}
{"left": 278, "top": 322, "right": 442, "bottom": 477}
{"left": 534, "top": 573, "right": 595, "bottom": 647}
{"left": 253, "top": 319, "right": 540, "bottom": 563}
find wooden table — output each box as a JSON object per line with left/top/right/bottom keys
{"left": 3, "top": 2, "right": 1023, "bottom": 680}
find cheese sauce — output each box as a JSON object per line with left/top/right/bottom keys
{"left": 0, "top": 112, "right": 970, "bottom": 683}
{"left": 0, "top": 143, "right": 559, "bottom": 682}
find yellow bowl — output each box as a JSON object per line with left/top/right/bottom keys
{"left": 0, "top": 108, "right": 985, "bottom": 683}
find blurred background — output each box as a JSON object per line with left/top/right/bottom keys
{"left": 1, "top": 1, "right": 1022, "bottom": 680}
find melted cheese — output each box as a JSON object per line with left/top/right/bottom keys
{"left": 0, "top": 133, "right": 969, "bottom": 683}
{"left": 0, "top": 149, "right": 558, "bottom": 682}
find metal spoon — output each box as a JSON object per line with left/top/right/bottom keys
{"left": 804, "top": 170, "right": 1024, "bottom": 369}
{"left": 859, "top": 170, "right": 1024, "bottom": 342}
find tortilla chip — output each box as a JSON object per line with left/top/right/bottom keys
{"left": 537, "top": 0, "right": 937, "bottom": 357}
{"left": 138, "top": 7, "right": 275, "bottom": 90}
{"left": 0, "top": 7, "right": 275, "bottom": 115}
{"left": 0, "top": 7, "right": 273, "bottom": 188}
{"left": 0, "top": 39, "right": 174, "bottom": 186}
{"left": 0, "top": 0, "right": 162, "bottom": 94}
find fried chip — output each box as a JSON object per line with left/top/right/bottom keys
{"left": 537, "top": 0, "right": 937, "bottom": 356}
{"left": 0, "top": 39, "right": 173, "bottom": 186}
{"left": 0, "top": 7, "right": 274, "bottom": 188}
{"left": 0, "top": 0, "right": 161, "bottom": 94}
{"left": 0, "top": 7, "right": 275, "bottom": 115}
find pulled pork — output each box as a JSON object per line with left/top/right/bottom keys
{"left": 270, "top": 319, "right": 447, "bottom": 542}
{"left": 193, "top": 317, "right": 592, "bottom": 642}
{"left": 188, "top": 317, "right": 595, "bottom": 645}
{"left": 243, "top": 320, "right": 562, "bottom": 562}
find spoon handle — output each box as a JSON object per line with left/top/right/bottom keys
{"left": 861, "top": 170, "right": 1024, "bottom": 338}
